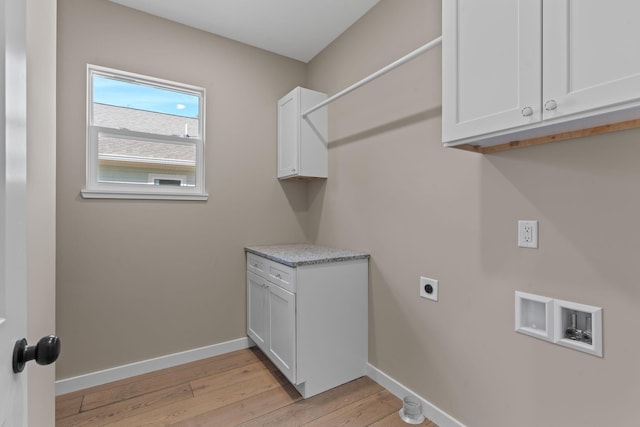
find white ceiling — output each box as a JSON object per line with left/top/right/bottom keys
{"left": 109, "top": 0, "right": 381, "bottom": 63}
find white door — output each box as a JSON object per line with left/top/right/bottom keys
{"left": 267, "top": 283, "right": 296, "bottom": 384}
{"left": 543, "top": 0, "right": 640, "bottom": 120}
{"left": 0, "top": 0, "right": 28, "bottom": 424}
{"left": 442, "top": 0, "right": 542, "bottom": 143}
{"left": 247, "top": 272, "right": 268, "bottom": 348}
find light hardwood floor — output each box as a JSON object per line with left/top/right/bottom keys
{"left": 56, "top": 347, "right": 437, "bottom": 426}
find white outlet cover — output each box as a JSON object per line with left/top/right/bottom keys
{"left": 518, "top": 220, "right": 538, "bottom": 248}
{"left": 420, "top": 276, "right": 438, "bottom": 301}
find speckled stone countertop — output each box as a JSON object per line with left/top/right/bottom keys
{"left": 245, "top": 244, "right": 370, "bottom": 267}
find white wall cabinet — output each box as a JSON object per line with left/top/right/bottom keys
{"left": 443, "top": 0, "right": 640, "bottom": 150}
{"left": 246, "top": 250, "right": 368, "bottom": 398}
{"left": 277, "top": 87, "right": 328, "bottom": 180}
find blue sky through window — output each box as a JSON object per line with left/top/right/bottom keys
{"left": 93, "top": 76, "right": 199, "bottom": 118}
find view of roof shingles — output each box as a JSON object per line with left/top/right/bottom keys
{"left": 94, "top": 103, "right": 199, "bottom": 164}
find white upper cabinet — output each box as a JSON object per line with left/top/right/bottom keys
{"left": 277, "top": 87, "right": 328, "bottom": 179}
{"left": 442, "top": 0, "right": 542, "bottom": 143}
{"left": 443, "top": 0, "right": 640, "bottom": 150}
{"left": 543, "top": 1, "right": 640, "bottom": 119}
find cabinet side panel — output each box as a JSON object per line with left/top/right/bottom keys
{"left": 277, "top": 89, "right": 299, "bottom": 178}
{"left": 296, "top": 259, "right": 368, "bottom": 397}
{"left": 299, "top": 89, "right": 328, "bottom": 178}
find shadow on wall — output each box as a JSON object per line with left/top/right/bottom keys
{"left": 329, "top": 107, "right": 442, "bottom": 149}
{"left": 279, "top": 179, "right": 314, "bottom": 240}
{"left": 302, "top": 106, "right": 442, "bottom": 242}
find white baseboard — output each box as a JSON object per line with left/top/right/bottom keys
{"left": 55, "top": 337, "right": 252, "bottom": 396}
{"left": 365, "top": 363, "right": 466, "bottom": 427}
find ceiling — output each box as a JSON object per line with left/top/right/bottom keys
{"left": 109, "top": 0, "right": 381, "bottom": 63}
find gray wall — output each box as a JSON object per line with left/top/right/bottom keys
{"left": 56, "top": 0, "right": 308, "bottom": 378}
{"left": 307, "top": 1, "right": 640, "bottom": 426}
{"left": 57, "top": 1, "right": 640, "bottom": 426}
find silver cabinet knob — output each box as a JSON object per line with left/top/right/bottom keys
{"left": 544, "top": 100, "right": 558, "bottom": 111}
{"left": 521, "top": 106, "right": 533, "bottom": 117}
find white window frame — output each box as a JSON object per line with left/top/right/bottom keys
{"left": 81, "top": 65, "right": 208, "bottom": 200}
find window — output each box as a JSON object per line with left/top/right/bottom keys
{"left": 82, "top": 65, "right": 207, "bottom": 200}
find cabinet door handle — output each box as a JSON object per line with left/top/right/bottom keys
{"left": 521, "top": 106, "right": 533, "bottom": 117}
{"left": 544, "top": 100, "right": 558, "bottom": 111}
{"left": 274, "top": 273, "right": 281, "bottom": 279}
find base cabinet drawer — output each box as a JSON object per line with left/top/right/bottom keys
{"left": 246, "top": 252, "right": 368, "bottom": 398}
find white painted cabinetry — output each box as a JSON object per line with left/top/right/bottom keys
{"left": 246, "top": 251, "right": 368, "bottom": 398}
{"left": 443, "top": 0, "right": 640, "bottom": 149}
{"left": 277, "top": 87, "right": 328, "bottom": 179}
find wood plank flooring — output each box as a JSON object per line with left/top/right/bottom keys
{"left": 56, "top": 347, "right": 437, "bottom": 426}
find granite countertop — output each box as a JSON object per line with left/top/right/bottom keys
{"left": 245, "top": 244, "right": 370, "bottom": 267}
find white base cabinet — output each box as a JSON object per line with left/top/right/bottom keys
{"left": 246, "top": 252, "right": 368, "bottom": 398}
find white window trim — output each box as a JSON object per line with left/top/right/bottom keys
{"left": 82, "top": 64, "right": 208, "bottom": 201}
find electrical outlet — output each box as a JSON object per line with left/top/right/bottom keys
{"left": 518, "top": 220, "right": 538, "bottom": 248}
{"left": 420, "top": 276, "right": 438, "bottom": 301}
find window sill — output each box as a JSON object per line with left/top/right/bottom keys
{"left": 81, "top": 189, "right": 208, "bottom": 201}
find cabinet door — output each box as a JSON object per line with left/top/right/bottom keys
{"left": 277, "top": 89, "right": 299, "bottom": 179}
{"left": 267, "top": 283, "right": 296, "bottom": 384}
{"left": 442, "top": 0, "right": 542, "bottom": 143}
{"left": 247, "top": 272, "right": 268, "bottom": 349}
{"left": 543, "top": 0, "right": 640, "bottom": 120}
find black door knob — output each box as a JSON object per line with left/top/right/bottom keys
{"left": 13, "top": 335, "right": 61, "bottom": 373}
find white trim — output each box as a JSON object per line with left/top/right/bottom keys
{"left": 365, "top": 363, "right": 466, "bottom": 427}
{"left": 55, "top": 337, "right": 251, "bottom": 396}
{"left": 101, "top": 154, "right": 196, "bottom": 167}
{"left": 89, "top": 64, "right": 205, "bottom": 97}
{"left": 80, "top": 189, "right": 208, "bottom": 200}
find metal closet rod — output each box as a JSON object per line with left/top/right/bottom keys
{"left": 301, "top": 35, "right": 442, "bottom": 117}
